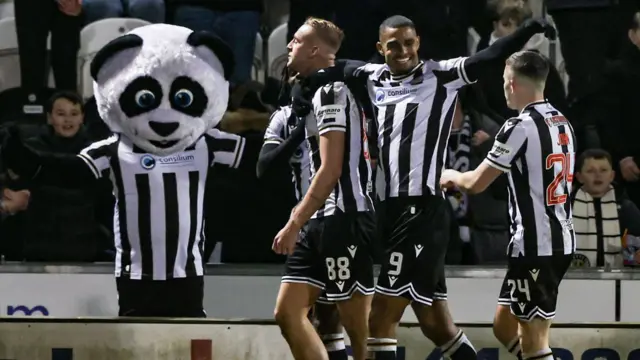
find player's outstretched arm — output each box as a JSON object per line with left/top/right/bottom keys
{"left": 2, "top": 126, "right": 99, "bottom": 188}
{"left": 464, "top": 18, "right": 557, "bottom": 82}
{"left": 302, "top": 59, "right": 369, "bottom": 96}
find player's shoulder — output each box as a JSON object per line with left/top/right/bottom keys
{"left": 425, "top": 56, "right": 466, "bottom": 70}
{"left": 269, "top": 106, "right": 292, "bottom": 124}
{"left": 312, "top": 81, "right": 352, "bottom": 100}
{"left": 363, "top": 63, "right": 389, "bottom": 80}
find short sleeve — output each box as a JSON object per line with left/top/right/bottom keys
{"left": 430, "top": 57, "right": 474, "bottom": 90}
{"left": 313, "top": 82, "right": 348, "bottom": 135}
{"left": 206, "top": 128, "right": 246, "bottom": 168}
{"left": 264, "top": 107, "right": 290, "bottom": 146}
{"left": 77, "top": 135, "right": 118, "bottom": 178}
{"left": 485, "top": 118, "right": 527, "bottom": 172}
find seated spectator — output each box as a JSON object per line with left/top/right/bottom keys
{"left": 83, "top": 0, "right": 165, "bottom": 24}
{"left": 170, "top": 0, "right": 262, "bottom": 87}
{"left": 445, "top": 86, "right": 510, "bottom": 265}
{"left": 14, "top": 0, "right": 82, "bottom": 91}
{"left": 571, "top": 149, "right": 640, "bottom": 268}
{"left": 476, "top": 0, "right": 567, "bottom": 119}
{"left": 7, "top": 92, "right": 114, "bottom": 262}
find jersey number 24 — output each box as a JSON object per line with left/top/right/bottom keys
{"left": 546, "top": 153, "right": 573, "bottom": 206}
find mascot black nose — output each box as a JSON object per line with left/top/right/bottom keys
{"left": 149, "top": 121, "right": 179, "bottom": 137}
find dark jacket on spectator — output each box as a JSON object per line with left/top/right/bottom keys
{"left": 589, "top": 46, "right": 640, "bottom": 165}
{"left": 12, "top": 126, "right": 113, "bottom": 262}
{"left": 545, "top": 0, "right": 617, "bottom": 10}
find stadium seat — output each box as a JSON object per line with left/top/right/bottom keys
{"left": 253, "top": 32, "right": 265, "bottom": 84}
{"left": 77, "top": 18, "right": 152, "bottom": 99}
{"left": 267, "top": 23, "right": 288, "bottom": 79}
{"left": 0, "top": 1, "right": 14, "bottom": 20}
{"left": 0, "top": 16, "right": 19, "bottom": 92}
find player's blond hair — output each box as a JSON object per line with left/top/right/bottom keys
{"left": 304, "top": 17, "right": 345, "bottom": 52}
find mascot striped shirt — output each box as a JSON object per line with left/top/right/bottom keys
{"left": 78, "top": 129, "right": 245, "bottom": 280}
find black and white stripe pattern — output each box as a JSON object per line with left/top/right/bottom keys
{"left": 485, "top": 101, "right": 576, "bottom": 257}
{"left": 263, "top": 106, "right": 311, "bottom": 200}
{"left": 305, "top": 81, "right": 374, "bottom": 218}
{"left": 356, "top": 58, "right": 473, "bottom": 200}
{"left": 78, "top": 130, "right": 245, "bottom": 280}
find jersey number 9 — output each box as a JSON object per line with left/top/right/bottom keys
{"left": 545, "top": 153, "right": 573, "bottom": 206}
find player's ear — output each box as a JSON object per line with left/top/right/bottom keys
{"left": 575, "top": 171, "right": 584, "bottom": 184}
{"left": 376, "top": 41, "right": 383, "bottom": 56}
{"left": 608, "top": 169, "right": 616, "bottom": 183}
{"left": 415, "top": 35, "right": 420, "bottom": 50}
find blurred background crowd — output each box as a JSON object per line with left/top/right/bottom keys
{"left": 0, "top": 0, "right": 638, "bottom": 269}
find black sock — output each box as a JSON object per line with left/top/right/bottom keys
{"left": 506, "top": 336, "right": 523, "bottom": 360}
{"left": 321, "top": 334, "right": 348, "bottom": 360}
{"left": 523, "top": 348, "right": 554, "bottom": 360}
{"left": 439, "top": 330, "right": 477, "bottom": 360}
{"left": 367, "top": 338, "right": 397, "bottom": 360}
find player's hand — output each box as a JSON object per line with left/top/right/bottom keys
{"left": 620, "top": 157, "right": 640, "bottom": 182}
{"left": 1, "top": 188, "right": 30, "bottom": 214}
{"left": 471, "top": 130, "right": 491, "bottom": 146}
{"left": 523, "top": 18, "right": 557, "bottom": 40}
{"left": 291, "top": 82, "right": 313, "bottom": 118}
{"left": 272, "top": 221, "right": 300, "bottom": 255}
{"left": 440, "top": 169, "right": 461, "bottom": 190}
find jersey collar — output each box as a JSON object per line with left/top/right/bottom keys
{"left": 521, "top": 99, "right": 548, "bottom": 113}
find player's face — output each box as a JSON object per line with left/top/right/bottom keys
{"left": 287, "top": 25, "right": 318, "bottom": 74}
{"left": 503, "top": 66, "right": 517, "bottom": 109}
{"left": 377, "top": 26, "right": 420, "bottom": 74}
{"left": 47, "top": 98, "right": 84, "bottom": 138}
{"left": 577, "top": 158, "right": 615, "bottom": 197}
{"left": 493, "top": 18, "right": 518, "bottom": 38}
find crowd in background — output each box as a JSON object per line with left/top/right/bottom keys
{"left": 0, "top": 0, "right": 638, "bottom": 269}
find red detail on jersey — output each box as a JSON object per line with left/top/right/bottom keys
{"left": 557, "top": 133, "right": 570, "bottom": 146}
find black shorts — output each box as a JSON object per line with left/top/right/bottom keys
{"left": 282, "top": 210, "right": 376, "bottom": 302}
{"left": 375, "top": 195, "right": 450, "bottom": 306}
{"left": 497, "top": 255, "right": 572, "bottom": 321}
{"left": 116, "top": 276, "right": 205, "bottom": 318}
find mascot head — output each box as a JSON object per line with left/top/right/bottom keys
{"left": 90, "top": 24, "right": 234, "bottom": 156}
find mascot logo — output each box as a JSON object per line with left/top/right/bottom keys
{"left": 140, "top": 155, "right": 156, "bottom": 170}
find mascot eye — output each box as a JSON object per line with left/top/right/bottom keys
{"left": 135, "top": 90, "right": 156, "bottom": 108}
{"left": 173, "top": 89, "right": 194, "bottom": 108}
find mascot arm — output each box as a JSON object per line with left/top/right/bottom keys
{"left": 205, "top": 128, "right": 261, "bottom": 173}
{"left": 38, "top": 136, "right": 118, "bottom": 187}
{"left": 256, "top": 108, "right": 306, "bottom": 179}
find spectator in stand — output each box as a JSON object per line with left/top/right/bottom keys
{"left": 82, "top": 0, "right": 165, "bottom": 25}
{"left": 170, "top": 0, "right": 263, "bottom": 88}
{"left": 14, "top": 0, "right": 82, "bottom": 91}
{"left": 6, "top": 92, "right": 114, "bottom": 262}
{"left": 445, "top": 85, "right": 510, "bottom": 265}
{"left": 571, "top": 149, "right": 640, "bottom": 268}
{"left": 476, "top": 0, "right": 567, "bottom": 119}
{"left": 586, "top": 11, "right": 640, "bottom": 206}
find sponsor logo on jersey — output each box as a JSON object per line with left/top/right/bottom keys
{"left": 140, "top": 153, "right": 195, "bottom": 170}
{"left": 374, "top": 87, "right": 418, "bottom": 103}
{"left": 557, "top": 133, "right": 571, "bottom": 146}
{"left": 375, "top": 89, "right": 385, "bottom": 102}
{"left": 317, "top": 105, "right": 342, "bottom": 122}
{"left": 545, "top": 115, "right": 569, "bottom": 127}
{"left": 489, "top": 141, "right": 512, "bottom": 158}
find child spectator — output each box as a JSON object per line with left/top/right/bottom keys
{"left": 571, "top": 149, "right": 640, "bottom": 268}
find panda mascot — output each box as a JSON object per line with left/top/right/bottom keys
{"left": 3, "top": 24, "right": 256, "bottom": 317}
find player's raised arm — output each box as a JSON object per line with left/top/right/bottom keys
{"left": 2, "top": 126, "right": 113, "bottom": 188}
{"left": 463, "top": 18, "right": 557, "bottom": 82}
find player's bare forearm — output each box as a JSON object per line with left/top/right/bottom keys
{"left": 290, "top": 166, "right": 340, "bottom": 227}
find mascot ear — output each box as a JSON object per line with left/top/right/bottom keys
{"left": 90, "top": 34, "right": 144, "bottom": 81}
{"left": 186, "top": 31, "right": 235, "bottom": 81}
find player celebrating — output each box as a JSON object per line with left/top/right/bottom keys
{"left": 257, "top": 104, "right": 349, "bottom": 360}
{"left": 271, "top": 18, "right": 375, "bottom": 360}
{"left": 299, "top": 15, "right": 557, "bottom": 360}
{"left": 440, "top": 50, "right": 575, "bottom": 360}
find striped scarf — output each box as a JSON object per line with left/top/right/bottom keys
{"left": 572, "top": 186, "right": 622, "bottom": 268}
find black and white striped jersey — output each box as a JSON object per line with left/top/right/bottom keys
{"left": 305, "top": 81, "right": 374, "bottom": 218}
{"left": 264, "top": 106, "right": 311, "bottom": 200}
{"left": 485, "top": 101, "right": 576, "bottom": 257}
{"left": 355, "top": 58, "right": 474, "bottom": 200}
{"left": 77, "top": 129, "right": 245, "bottom": 280}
